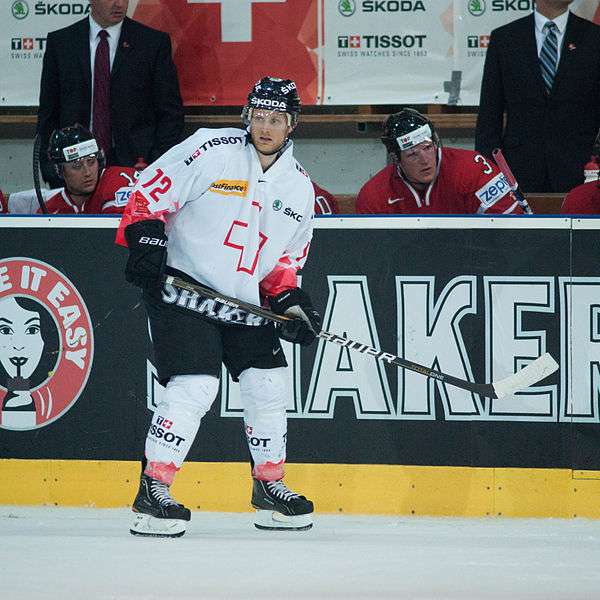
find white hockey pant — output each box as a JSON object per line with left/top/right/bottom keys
{"left": 240, "top": 367, "right": 288, "bottom": 481}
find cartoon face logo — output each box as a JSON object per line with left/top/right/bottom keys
{"left": 0, "top": 258, "right": 94, "bottom": 430}
{"left": 0, "top": 296, "right": 52, "bottom": 378}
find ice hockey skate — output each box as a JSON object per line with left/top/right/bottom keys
{"left": 251, "top": 478, "right": 313, "bottom": 531}
{"left": 130, "top": 474, "right": 191, "bottom": 538}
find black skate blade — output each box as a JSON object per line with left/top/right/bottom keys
{"left": 129, "top": 528, "right": 186, "bottom": 538}
{"left": 254, "top": 523, "right": 313, "bottom": 531}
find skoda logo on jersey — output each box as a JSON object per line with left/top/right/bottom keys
{"left": 0, "top": 258, "right": 94, "bottom": 431}
{"left": 468, "top": 0, "right": 485, "bottom": 16}
{"left": 12, "top": 1, "right": 29, "bottom": 19}
{"left": 338, "top": 0, "right": 356, "bottom": 16}
{"left": 272, "top": 199, "right": 283, "bottom": 211}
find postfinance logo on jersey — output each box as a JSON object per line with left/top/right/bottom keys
{"left": 209, "top": 180, "right": 249, "bottom": 197}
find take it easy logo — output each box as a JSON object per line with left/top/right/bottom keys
{"left": 0, "top": 258, "right": 94, "bottom": 431}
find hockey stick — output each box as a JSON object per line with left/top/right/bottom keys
{"left": 492, "top": 148, "right": 533, "bottom": 214}
{"left": 32, "top": 134, "right": 48, "bottom": 214}
{"left": 164, "top": 275, "right": 558, "bottom": 399}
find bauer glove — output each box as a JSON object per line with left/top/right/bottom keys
{"left": 269, "top": 288, "right": 321, "bottom": 346}
{"left": 124, "top": 219, "right": 167, "bottom": 290}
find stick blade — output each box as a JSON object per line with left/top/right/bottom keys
{"left": 492, "top": 353, "right": 559, "bottom": 399}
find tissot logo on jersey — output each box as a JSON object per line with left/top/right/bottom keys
{"left": 476, "top": 173, "right": 511, "bottom": 207}
{"left": 209, "top": 180, "right": 249, "bottom": 197}
{"left": 185, "top": 136, "right": 244, "bottom": 165}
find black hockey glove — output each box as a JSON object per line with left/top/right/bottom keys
{"left": 124, "top": 219, "right": 168, "bottom": 290}
{"left": 269, "top": 288, "right": 321, "bottom": 346}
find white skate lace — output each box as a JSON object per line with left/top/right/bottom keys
{"left": 266, "top": 480, "right": 300, "bottom": 501}
{"left": 150, "top": 479, "right": 178, "bottom": 507}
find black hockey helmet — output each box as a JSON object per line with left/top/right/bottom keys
{"left": 242, "top": 76, "right": 301, "bottom": 127}
{"left": 381, "top": 108, "right": 440, "bottom": 159}
{"left": 48, "top": 124, "right": 105, "bottom": 177}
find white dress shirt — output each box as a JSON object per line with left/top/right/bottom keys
{"left": 534, "top": 8, "right": 570, "bottom": 65}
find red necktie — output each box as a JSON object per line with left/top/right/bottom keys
{"left": 93, "top": 29, "right": 111, "bottom": 159}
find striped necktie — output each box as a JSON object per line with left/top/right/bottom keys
{"left": 540, "top": 21, "right": 558, "bottom": 93}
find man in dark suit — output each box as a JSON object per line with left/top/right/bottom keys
{"left": 37, "top": 0, "right": 184, "bottom": 188}
{"left": 475, "top": 1, "right": 600, "bottom": 193}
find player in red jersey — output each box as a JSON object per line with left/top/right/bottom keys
{"left": 561, "top": 179, "right": 600, "bottom": 214}
{"left": 356, "top": 109, "right": 523, "bottom": 215}
{"left": 41, "top": 125, "right": 138, "bottom": 215}
{"left": 313, "top": 182, "right": 339, "bottom": 215}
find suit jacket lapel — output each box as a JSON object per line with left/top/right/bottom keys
{"left": 111, "top": 17, "right": 132, "bottom": 79}
{"left": 520, "top": 15, "right": 547, "bottom": 98}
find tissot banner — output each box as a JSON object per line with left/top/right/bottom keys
{"left": 2, "top": 0, "right": 599, "bottom": 105}
{"left": 1, "top": 216, "right": 599, "bottom": 471}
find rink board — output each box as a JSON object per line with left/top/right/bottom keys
{"left": 2, "top": 215, "right": 600, "bottom": 517}
{"left": 2, "top": 459, "right": 600, "bottom": 519}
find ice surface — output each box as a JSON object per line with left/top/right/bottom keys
{"left": 1, "top": 507, "right": 600, "bottom": 600}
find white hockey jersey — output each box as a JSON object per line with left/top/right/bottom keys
{"left": 117, "top": 128, "right": 315, "bottom": 305}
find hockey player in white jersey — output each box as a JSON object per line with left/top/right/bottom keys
{"left": 117, "top": 77, "right": 319, "bottom": 537}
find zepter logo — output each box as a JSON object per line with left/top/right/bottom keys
{"left": 0, "top": 258, "right": 94, "bottom": 430}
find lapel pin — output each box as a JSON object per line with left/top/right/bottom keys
{"left": 568, "top": 43, "right": 576, "bottom": 51}
{"left": 123, "top": 41, "right": 130, "bottom": 48}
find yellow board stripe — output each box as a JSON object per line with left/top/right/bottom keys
{"left": 2, "top": 459, "right": 600, "bottom": 518}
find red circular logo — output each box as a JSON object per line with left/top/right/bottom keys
{"left": 0, "top": 258, "right": 94, "bottom": 430}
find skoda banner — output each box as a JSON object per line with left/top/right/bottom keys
{"left": 1, "top": 0, "right": 599, "bottom": 105}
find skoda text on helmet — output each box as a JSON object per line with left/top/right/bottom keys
{"left": 242, "top": 76, "right": 301, "bottom": 129}
{"left": 381, "top": 108, "right": 441, "bottom": 160}
{"left": 48, "top": 124, "right": 106, "bottom": 179}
